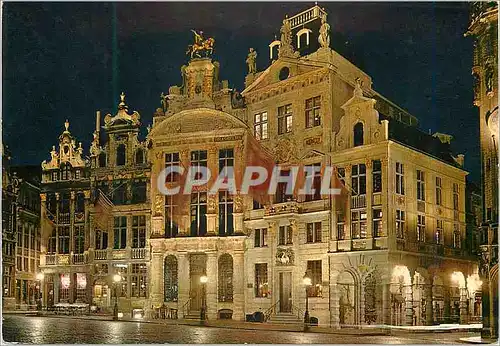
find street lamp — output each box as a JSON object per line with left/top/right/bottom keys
{"left": 113, "top": 274, "right": 121, "bottom": 321}
{"left": 303, "top": 271, "right": 312, "bottom": 332}
{"left": 200, "top": 275, "right": 208, "bottom": 324}
{"left": 36, "top": 273, "right": 44, "bottom": 311}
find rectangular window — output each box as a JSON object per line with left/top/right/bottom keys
{"left": 254, "top": 112, "right": 268, "bottom": 140}
{"left": 113, "top": 216, "right": 127, "bottom": 249}
{"left": 112, "top": 181, "right": 128, "bottom": 205}
{"left": 305, "top": 96, "right": 321, "bottom": 128}
{"left": 253, "top": 200, "right": 263, "bottom": 210}
{"left": 396, "top": 210, "right": 405, "bottom": 239}
{"left": 306, "top": 222, "right": 322, "bottom": 243}
{"left": 351, "top": 210, "right": 367, "bottom": 239}
{"left": 165, "top": 152, "right": 180, "bottom": 183}
{"left": 372, "top": 160, "right": 382, "bottom": 193}
{"left": 58, "top": 226, "right": 70, "bottom": 254}
{"left": 337, "top": 213, "right": 346, "bottom": 240}
{"left": 74, "top": 225, "right": 85, "bottom": 254}
{"left": 165, "top": 195, "right": 178, "bottom": 238}
{"left": 218, "top": 148, "right": 234, "bottom": 173}
{"left": 417, "top": 170, "right": 425, "bottom": 201}
{"left": 373, "top": 209, "right": 382, "bottom": 237}
{"left": 417, "top": 214, "right": 426, "bottom": 242}
{"left": 278, "top": 104, "right": 293, "bottom": 134}
{"left": 453, "top": 224, "right": 461, "bottom": 248}
{"left": 436, "top": 219, "right": 443, "bottom": 244}
{"left": 131, "top": 180, "right": 147, "bottom": 204}
{"left": 307, "top": 260, "right": 322, "bottom": 297}
{"left": 218, "top": 191, "right": 234, "bottom": 236}
{"left": 275, "top": 170, "right": 293, "bottom": 203}
{"left": 255, "top": 263, "right": 269, "bottom": 298}
{"left": 396, "top": 162, "right": 405, "bottom": 195}
{"left": 453, "top": 183, "right": 459, "bottom": 211}
{"left": 351, "top": 164, "right": 366, "bottom": 195}
{"left": 305, "top": 163, "right": 322, "bottom": 201}
{"left": 190, "top": 192, "right": 207, "bottom": 236}
{"left": 95, "top": 230, "right": 108, "bottom": 250}
{"left": 132, "top": 215, "right": 146, "bottom": 248}
{"left": 131, "top": 263, "right": 147, "bottom": 298}
{"left": 114, "top": 265, "right": 128, "bottom": 297}
{"left": 23, "top": 226, "right": 29, "bottom": 249}
{"left": 254, "top": 228, "right": 267, "bottom": 248}
{"left": 191, "top": 150, "right": 208, "bottom": 168}
{"left": 278, "top": 225, "right": 293, "bottom": 245}
{"left": 435, "top": 177, "right": 442, "bottom": 206}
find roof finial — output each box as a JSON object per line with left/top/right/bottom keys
{"left": 64, "top": 119, "right": 70, "bottom": 131}
{"left": 118, "top": 92, "right": 127, "bottom": 110}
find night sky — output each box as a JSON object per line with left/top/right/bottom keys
{"left": 2, "top": 2, "right": 480, "bottom": 181}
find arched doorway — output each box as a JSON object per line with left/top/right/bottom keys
{"left": 432, "top": 275, "right": 444, "bottom": 324}
{"left": 189, "top": 253, "right": 207, "bottom": 312}
{"left": 390, "top": 266, "right": 411, "bottom": 326}
{"left": 338, "top": 271, "right": 358, "bottom": 326}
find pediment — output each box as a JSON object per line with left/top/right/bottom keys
{"left": 149, "top": 108, "right": 248, "bottom": 138}
{"left": 242, "top": 58, "right": 326, "bottom": 96}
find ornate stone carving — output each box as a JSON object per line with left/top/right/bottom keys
{"left": 274, "top": 138, "right": 297, "bottom": 163}
{"left": 154, "top": 195, "right": 163, "bottom": 216}
{"left": 276, "top": 247, "right": 294, "bottom": 266}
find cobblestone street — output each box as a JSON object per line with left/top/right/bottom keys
{"left": 2, "top": 315, "right": 479, "bottom": 344}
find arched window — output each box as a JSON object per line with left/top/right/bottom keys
{"left": 75, "top": 193, "right": 85, "bottom": 213}
{"left": 116, "top": 144, "right": 126, "bottom": 166}
{"left": 218, "top": 254, "right": 233, "bottom": 302}
{"left": 353, "top": 122, "right": 364, "bottom": 147}
{"left": 98, "top": 152, "right": 107, "bottom": 168}
{"left": 364, "top": 272, "right": 377, "bottom": 324}
{"left": 135, "top": 148, "right": 144, "bottom": 165}
{"left": 164, "top": 255, "right": 178, "bottom": 302}
{"left": 48, "top": 229, "right": 57, "bottom": 253}
{"left": 74, "top": 225, "right": 85, "bottom": 254}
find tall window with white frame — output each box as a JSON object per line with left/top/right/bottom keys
{"left": 95, "top": 230, "right": 108, "bottom": 250}
{"left": 436, "top": 219, "right": 444, "bottom": 244}
{"left": 417, "top": 170, "right": 425, "bottom": 201}
{"left": 305, "top": 163, "right": 322, "bottom": 201}
{"left": 132, "top": 215, "right": 146, "bottom": 248}
{"left": 305, "top": 96, "right": 321, "bottom": 128}
{"left": 254, "top": 112, "right": 268, "bottom": 140}
{"left": 453, "top": 183, "right": 459, "bottom": 211}
{"left": 255, "top": 263, "right": 269, "bottom": 297}
{"left": 131, "top": 263, "right": 147, "bottom": 298}
{"left": 254, "top": 228, "right": 267, "bottom": 247}
{"left": 165, "top": 152, "right": 180, "bottom": 183}
{"left": 453, "top": 223, "right": 461, "bottom": 248}
{"left": 74, "top": 225, "right": 85, "bottom": 254}
{"left": 306, "top": 222, "right": 322, "bottom": 243}
{"left": 351, "top": 164, "right": 366, "bottom": 195}
{"left": 190, "top": 192, "right": 207, "bottom": 236}
{"left": 396, "top": 162, "right": 405, "bottom": 195}
{"left": 278, "top": 104, "right": 293, "bottom": 135}
{"left": 306, "top": 260, "right": 322, "bottom": 297}
{"left": 435, "top": 177, "right": 442, "bottom": 206}
{"left": 337, "top": 213, "right": 346, "bottom": 240}
{"left": 58, "top": 227, "right": 70, "bottom": 254}
{"left": 372, "top": 160, "right": 382, "bottom": 193}
{"left": 417, "top": 214, "right": 426, "bottom": 242}
{"left": 396, "top": 210, "right": 405, "bottom": 239}
{"left": 373, "top": 209, "right": 382, "bottom": 237}
{"left": 113, "top": 216, "right": 127, "bottom": 249}
{"left": 218, "top": 191, "right": 234, "bottom": 236}
{"left": 351, "top": 210, "right": 367, "bottom": 239}
{"left": 165, "top": 195, "right": 178, "bottom": 238}
{"left": 278, "top": 225, "right": 293, "bottom": 245}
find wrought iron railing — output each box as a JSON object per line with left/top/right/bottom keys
{"left": 131, "top": 248, "right": 146, "bottom": 259}
{"left": 291, "top": 303, "right": 306, "bottom": 321}
{"left": 264, "top": 300, "right": 280, "bottom": 322}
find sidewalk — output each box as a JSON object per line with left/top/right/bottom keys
{"left": 3, "top": 311, "right": 483, "bottom": 336}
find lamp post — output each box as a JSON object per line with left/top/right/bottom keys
{"left": 112, "top": 274, "right": 121, "bottom": 321}
{"left": 303, "top": 272, "right": 312, "bottom": 332}
{"left": 36, "top": 273, "right": 44, "bottom": 312}
{"left": 200, "top": 275, "right": 208, "bottom": 324}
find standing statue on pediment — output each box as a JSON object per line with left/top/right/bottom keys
{"left": 318, "top": 17, "right": 330, "bottom": 48}
{"left": 246, "top": 48, "right": 257, "bottom": 74}
{"left": 160, "top": 92, "right": 168, "bottom": 113}
{"left": 279, "top": 17, "right": 294, "bottom": 57}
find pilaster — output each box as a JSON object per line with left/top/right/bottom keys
{"left": 178, "top": 253, "right": 189, "bottom": 317}
{"left": 206, "top": 252, "right": 218, "bottom": 320}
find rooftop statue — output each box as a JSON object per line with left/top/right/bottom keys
{"left": 318, "top": 16, "right": 330, "bottom": 48}
{"left": 246, "top": 48, "right": 257, "bottom": 74}
{"left": 187, "top": 30, "right": 215, "bottom": 59}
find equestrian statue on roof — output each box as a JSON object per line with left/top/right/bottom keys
{"left": 187, "top": 30, "right": 215, "bottom": 59}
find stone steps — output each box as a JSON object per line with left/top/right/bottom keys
{"left": 267, "top": 313, "right": 303, "bottom": 324}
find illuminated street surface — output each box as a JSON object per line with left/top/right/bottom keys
{"left": 2, "top": 315, "right": 478, "bottom": 344}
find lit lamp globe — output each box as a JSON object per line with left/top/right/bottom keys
{"left": 200, "top": 275, "right": 208, "bottom": 284}
{"left": 36, "top": 273, "right": 44, "bottom": 281}
{"left": 113, "top": 274, "right": 122, "bottom": 283}
{"left": 303, "top": 277, "right": 312, "bottom": 286}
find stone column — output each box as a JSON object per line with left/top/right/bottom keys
{"left": 405, "top": 284, "right": 414, "bottom": 326}
{"left": 206, "top": 195, "right": 217, "bottom": 236}
{"left": 330, "top": 281, "right": 340, "bottom": 329}
{"left": 382, "top": 282, "right": 391, "bottom": 325}
{"left": 70, "top": 191, "right": 76, "bottom": 254}
{"left": 460, "top": 287, "right": 468, "bottom": 324}
{"left": 150, "top": 252, "right": 164, "bottom": 307}
{"left": 179, "top": 150, "right": 190, "bottom": 236}
{"left": 233, "top": 251, "right": 245, "bottom": 321}
{"left": 178, "top": 253, "right": 190, "bottom": 318}
{"left": 206, "top": 252, "right": 218, "bottom": 320}
{"left": 54, "top": 273, "right": 60, "bottom": 304}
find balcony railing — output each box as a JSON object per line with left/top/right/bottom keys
{"left": 131, "top": 248, "right": 146, "bottom": 259}
{"left": 351, "top": 195, "right": 366, "bottom": 209}
{"left": 288, "top": 5, "right": 326, "bottom": 29}
{"left": 94, "top": 249, "right": 108, "bottom": 260}
{"left": 45, "top": 254, "right": 56, "bottom": 265}
{"left": 265, "top": 201, "right": 299, "bottom": 217}
{"left": 72, "top": 253, "right": 87, "bottom": 264}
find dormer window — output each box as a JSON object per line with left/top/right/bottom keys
{"left": 116, "top": 144, "right": 126, "bottom": 166}
{"left": 99, "top": 152, "right": 107, "bottom": 168}
{"left": 296, "top": 28, "right": 312, "bottom": 49}
{"left": 135, "top": 148, "right": 144, "bottom": 165}
{"left": 61, "top": 163, "right": 71, "bottom": 180}
{"left": 353, "top": 122, "right": 364, "bottom": 147}
{"left": 51, "top": 171, "right": 59, "bottom": 181}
